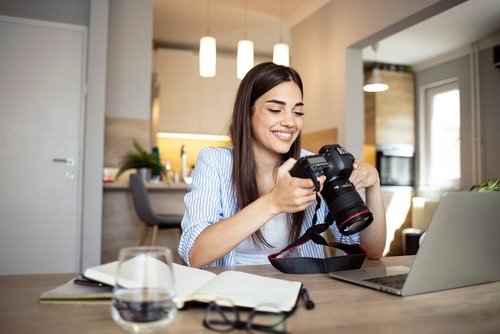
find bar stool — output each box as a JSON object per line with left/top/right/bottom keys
{"left": 129, "top": 173, "right": 183, "bottom": 246}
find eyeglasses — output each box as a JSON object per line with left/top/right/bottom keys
{"left": 203, "top": 299, "right": 289, "bottom": 334}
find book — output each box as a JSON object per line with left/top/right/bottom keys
{"left": 39, "top": 279, "right": 113, "bottom": 304}
{"left": 83, "top": 260, "right": 302, "bottom": 312}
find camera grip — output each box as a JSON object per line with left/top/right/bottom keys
{"left": 290, "top": 158, "right": 321, "bottom": 192}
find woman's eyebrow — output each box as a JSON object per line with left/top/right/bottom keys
{"left": 265, "top": 99, "right": 304, "bottom": 107}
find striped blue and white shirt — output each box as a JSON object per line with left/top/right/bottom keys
{"left": 178, "top": 146, "right": 360, "bottom": 268}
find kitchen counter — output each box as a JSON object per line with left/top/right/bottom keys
{"left": 102, "top": 181, "right": 189, "bottom": 264}
{"left": 103, "top": 181, "right": 190, "bottom": 191}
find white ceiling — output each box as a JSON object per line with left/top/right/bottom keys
{"left": 367, "top": 0, "right": 500, "bottom": 67}
{"left": 153, "top": 0, "right": 500, "bottom": 66}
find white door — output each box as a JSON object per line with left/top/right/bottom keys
{"left": 0, "top": 16, "right": 86, "bottom": 274}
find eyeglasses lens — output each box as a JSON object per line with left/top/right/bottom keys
{"left": 248, "top": 304, "right": 286, "bottom": 333}
{"left": 205, "top": 302, "right": 238, "bottom": 332}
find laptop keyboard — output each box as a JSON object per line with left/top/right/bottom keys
{"left": 363, "top": 273, "right": 408, "bottom": 289}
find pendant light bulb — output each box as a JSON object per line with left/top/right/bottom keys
{"left": 273, "top": 43, "right": 289, "bottom": 66}
{"left": 199, "top": 36, "right": 216, "bottom": 77}
{"left": 237, "top": 39, "right": 254, "bottom": 79}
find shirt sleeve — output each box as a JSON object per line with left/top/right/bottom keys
{"left": 177, "top": 147, "right": 235, "bottom": 266}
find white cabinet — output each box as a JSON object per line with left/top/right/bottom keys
{"left": 154, "top": 49, "right": 241, "bottom": 135}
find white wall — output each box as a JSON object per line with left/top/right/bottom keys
{"left": 82, "top": 0, "right": 108, "bottom": 269}
{"left": 106, "top": 0, "right": 153, "bottom": 120}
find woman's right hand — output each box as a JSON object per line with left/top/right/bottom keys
{"left": 269, "top": 158, "right": 324, "bottom": 213}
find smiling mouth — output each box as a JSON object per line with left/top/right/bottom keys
{"left": 273, "top": 131, "right": 293, "bottom": 141}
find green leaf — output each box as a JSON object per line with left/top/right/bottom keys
{"left": 469, "top": 178, "right": 500, "bottom": 192}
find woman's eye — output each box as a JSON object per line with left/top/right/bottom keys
{"left": 293, "top": 111, "right": 304, "bottom": 116}
{"left": 268, "top": 108, "right": 281, "bottom": 113}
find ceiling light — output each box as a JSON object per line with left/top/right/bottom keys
{"left": 237, "top": 0, "right": 254, "bottom": 79}
{"left": 273, "top": 43, "right": 289, "bottom": 66}
{"left": 237, "top": 40, "right": 254, "bottom": 79}
{"left": 199, "top": 36, "right": 216, "bottom": 77}
{"left": 363, "top": 68, "right": 389, "bottom": 92}
{"left": 199, "top": 0, "right": 216, "bottom": 77}
{"left": 273, "top": 0, "right": 289, "bottom": 66}
{"left": 363, "top": 43, "right": 389, "bottom": 93}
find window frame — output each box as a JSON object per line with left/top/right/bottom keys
{"left": 418, "top": 78, "right": 461, "bottom": 191}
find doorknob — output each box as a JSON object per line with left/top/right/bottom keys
{"left": 52, "top": 158, "right": 75, "bottom": 167}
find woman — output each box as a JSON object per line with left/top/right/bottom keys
{"left": 178, "top": 62, "right": 386, "bottom": 268}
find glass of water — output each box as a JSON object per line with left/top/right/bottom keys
{"left": 111, "top": 246, "right": 178, "bottom": 333}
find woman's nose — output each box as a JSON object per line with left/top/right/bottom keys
{"left": 280, "top": 111, "right": 295, "bottom": 127}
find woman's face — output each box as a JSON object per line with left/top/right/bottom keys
{"left": 251, "top": 81, "right": 304, "bottom": 159}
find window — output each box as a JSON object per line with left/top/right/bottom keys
{"left": 420, "top": 80, "right": 461, "bottom": 189}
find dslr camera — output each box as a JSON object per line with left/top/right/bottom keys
{"left": 289, "top": 144, "right": 373, "bottom": 235}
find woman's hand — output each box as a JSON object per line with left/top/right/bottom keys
{"left": 349, "top": 160, "right": 386, "bottom": 259}
{"left": 269, "top": 158, "right": 325, "bottom": 213}
{"left": 349, "top": 160, "right": 380, "bottom": 190}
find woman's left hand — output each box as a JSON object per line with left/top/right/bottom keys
{"left": 349, "top": 160, "right": 380, "bottom": 190}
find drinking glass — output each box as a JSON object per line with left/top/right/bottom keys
{"left": 111, "top": 246, "right": 178, "bottom": 333}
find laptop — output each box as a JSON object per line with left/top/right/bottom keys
{"left": 329, "top": 191, "right": 500, "bottom": 296}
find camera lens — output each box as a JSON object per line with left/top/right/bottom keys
{"left": 321, "top": 179, "right": 373, "bottom": 235}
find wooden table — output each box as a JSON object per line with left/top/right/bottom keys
{"left": 1, "top": 256, "right": 499, "bottom": 334}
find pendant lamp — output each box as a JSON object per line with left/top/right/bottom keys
{"left": 363, "top": 68, "right": 388, "bottom": 92}
{"left": 199, "top": 36, "right": 216, "bottom": 77}
{"left": 199, "top": 0, "right": 216, "bottom": 77}
{"left": 237, "top": 40, "right": 254, "bottom": 79}
{"left": 363, "top": 43, "right": 389, "bottom": 93}
{"left": 273, "top": 43, "right": 289, "bottom": 66}
{"left": 273, "top": 0, "right": 289, "bottom": 66}
{"left": 237, "top": 0, "right": 254, "bottom": 79}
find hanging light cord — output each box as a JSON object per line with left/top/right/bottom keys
{"left": 244, "top": 0, "right": 248, "bottom": 39}
{"left": 372, "top": 42, "right": 379, "bottom": 69}
{"left": 205, "top": 0, "right": 211, "bottom": 35}
{"left": 279, "top": 0, "right": 284, "bottom": 43}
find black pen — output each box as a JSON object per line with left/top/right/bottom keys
{"left": 301, "top": 288, "right": 315, "bottom": 310}
{"left": 73, "top": 274, "right": 110, "bottom": 287}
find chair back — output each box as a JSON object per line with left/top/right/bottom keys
{"left": 129, "top": 173, "right": 159, "bottom": 226}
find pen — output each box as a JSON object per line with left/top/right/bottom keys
{"left": 301, "top": 288, "right": 315, "bottom": 310}
{"left": 73, "top": 274, "right": 110, "bottom": 288}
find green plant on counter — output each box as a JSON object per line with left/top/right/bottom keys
{"left": 115, "top": 140, "right": 166, "bottom": 179}
{"left": 469, "top": 179, "right": 500, "bottom": 192}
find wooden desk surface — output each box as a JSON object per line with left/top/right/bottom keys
{"left": 1, "top": 256, "right": 499, "bottom": 334}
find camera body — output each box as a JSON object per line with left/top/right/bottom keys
{"left": 290, "top": 144, "right": 373, "bottom": 235}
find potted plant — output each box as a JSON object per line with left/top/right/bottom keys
{"left": 115, "top": 140, "right": 166, "bottom": 182}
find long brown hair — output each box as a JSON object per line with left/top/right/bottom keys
{"left": 228, "top": 62, "right": 305, "bottom": 247}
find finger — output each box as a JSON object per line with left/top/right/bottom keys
{"left": 281, "top": 158, "right": 298, "bottom": 172}
{"left": 349, "top": 170, "right": 363, "bottom": 189}
{"left": 291, "top": 177, "right": 317, "bottom": 190}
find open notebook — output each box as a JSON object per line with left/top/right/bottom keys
{"left": 329, "top": 191, "right": 500, "bottom": 296}
{"left": 81, "top": 260, "right": 302, "bottom": 312}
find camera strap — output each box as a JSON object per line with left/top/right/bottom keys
{"left": 268, "top": 193, "right": 366, "bottom": 274}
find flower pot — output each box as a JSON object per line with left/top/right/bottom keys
{"left": 136, "top": 168, "right": 151, "bottom": 183}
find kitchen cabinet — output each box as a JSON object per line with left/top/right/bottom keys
{"left": 364, "top": 69, "right": 415, "bottom": 146}
{"left": 154, "top": 48, "right": 240, "bottom": 135}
